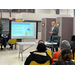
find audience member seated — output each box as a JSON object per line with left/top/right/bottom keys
{"left": 51, "top": 49, "right": 75, "bottom": 65}
{"left": 71, "top": 35, "right": 75, "bottom": 59}
{"left": 51, "top": 40, "right": 71, "bottom": 63}
{"left": 35, "top": 40, "right": 51, "bottom": 52}
{"left": 24, "top": 43, "right": 51, "bottom": 65}
{"left": 7, "top": 33, "right": 13, "bottom": 49}
{"left": 0, "top": 33, "right": 6, "bottom": 50}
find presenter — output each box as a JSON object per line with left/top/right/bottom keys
{"left": 49, "top": 21, "right": 59, "bottom": 52}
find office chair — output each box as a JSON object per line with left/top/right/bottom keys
{"left": 8, "top": 39, "right": 17, "bottom": 49}
{"left": 46, "top": 36, "right": 60, "bottom": 52}
{"left": 52, "top": 36, "right": 60, "bottom": 47}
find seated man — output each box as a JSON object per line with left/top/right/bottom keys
{"left": 51, "top": 40, "right": 71, "bottom": 63}
{"left": 0, "top": 33, "right": 6, "bottom": 50}
{"left": 24, "top": 43, "right": 51, "bottom": 65}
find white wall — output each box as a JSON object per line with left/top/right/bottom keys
{"left": 11, "top": 13, "right": 19, "bottom": 18}
{"left": 60, "top": 9, "right": 74, "bottom": 17}
{"left": 15, "top": 13, "right": 71, "bottom": 21}
{"left": 50, "top": 9, "right": 56, "bottom": 14}
{"left": 35, "top": 9, "right": 50, "bottom": 14}
{"left": 2, "top": 12, "right": 10, "bottom": 18}
{"left": 67, "top": 9, "right": 74, "bottom": 17}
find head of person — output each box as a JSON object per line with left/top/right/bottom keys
{"left": 61, "top": 40, "right": 71, "bottom": 49}
{"left": 37, "top": 43, "right": 47, "bottom": 52}
{"left": 38, "top": 40, "right": 45, "bottom": 44}
{"left": 71, "top": 35, "right": 75, "bottom": 42}
{"left": 51, "top": 21, "right": 56, "bottom": 27}
{"left": 58, "top": 48, "right": 73, "bottom": 61}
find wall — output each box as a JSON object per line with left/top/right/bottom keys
{"left": 50, "top": 9, "right": 56, "bottom": 14}
{"left": 60, "top": 9, "right": 74, "bottom": 17}
{"left": 2, "top": 12, "right": 10, "bottom": 18}
{"left": 11, "top": 13, "right": 19, "bottom": 18}
{"left": 0, "top": 12, "right": 1, "bottom": 18}
{"left": 73, "top": 17, "right": 75, "bottom": 35}
{"left": 15, "top": 13, "right": 71, "bottom": 21}
{"left": 35, "top": 9, "right": 50, "bottom": 14}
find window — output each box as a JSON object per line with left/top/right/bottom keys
{"left": 20, "top": 9, "right": 26, "bottom": 12}
{"left": 28, "top": 9, "right": 35, "bottom": 13}
{"left": 56, "top": 9, "right": 59, "bottom": 14}
{"left": 11, "top": 9, "right": 18, "bottom": 12}
{"left": 2, "top": 9, "right": 9, "bottom": 11}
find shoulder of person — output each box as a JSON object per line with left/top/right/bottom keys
{"left": 46, "top": 48, "right": 51, "bottom": 52}
{"left": 55, "top": 25, "right": 58, "bottom": 28}
{"left": 52, "top": 51, "right": 59, "bottom": 57}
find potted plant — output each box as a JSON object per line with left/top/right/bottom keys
{"left": 0, "top": 21, "right": 3, "bottom": 33}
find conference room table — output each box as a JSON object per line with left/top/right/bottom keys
{"left": 17, "top": 41, "right": 57, "bottom": 61}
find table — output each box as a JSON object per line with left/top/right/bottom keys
{"left": 17, "top": 41, "right": 57, "bottom": 61}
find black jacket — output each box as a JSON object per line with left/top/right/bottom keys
{"left": 24, "top": 51, "right": 51, "bottom": 65}
{"left": 50, "top": 25, "right": 59, "bottom": 36}
{"left": 71, "top": 42, "right": 75, "bottom": 52}
{"left": 0, "top": 37, "right": 6, "bottom": 47}
{"left": 51, "top": 61, "right": 75, "bottom": 65}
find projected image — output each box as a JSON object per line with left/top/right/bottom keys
{"left": 25, "top": 24, "right": 34, "bottom": 36}
{"left": 12, "top": 23, "right": 34, "bottom": 36}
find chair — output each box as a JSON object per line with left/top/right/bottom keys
{"left": 47, "top": 36, "right": 60, "bottom": 50}
{"left": 52, "top": 36, "right": 60, "bottom": 47}
{"left": 47, "top": 51, "right": 51, "bottom": 57}
{"left": 8, "top": 39, "right": 17, "bottom": 49}
{"left": 29, "top": 60, "right": 50, "bottom": 65}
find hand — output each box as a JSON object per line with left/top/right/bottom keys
{"left": 49, "top": 31, "right": 53, "bottom": 34}
{"left": 51, "top": 32, "right": 53, "bottom": 34}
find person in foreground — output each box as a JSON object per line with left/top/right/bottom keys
{"left": 24, "top": 43, "right": 51, "bottom": 65}
{"left": 51, "top": 40, "right": 71, "bottom": 63}
{"left": 36, "top": 40, "right": 51, "bottom": 52}
{"left": 51, "top": 49, "right": 75, "bottom": 65}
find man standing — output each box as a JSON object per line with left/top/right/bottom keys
{"left": 49, "top": 21, "right": 59, "bottom": 39}
{"left": 49, "top": 21, "right": 59, "bottom": 52}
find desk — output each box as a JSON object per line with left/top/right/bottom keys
{"left": 17, "top": 42, "right": 57, "bottom": 61}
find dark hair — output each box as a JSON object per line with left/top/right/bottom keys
{"left": 37, "top": 43, "right": 46, "bottom": 52}
{"left": 71, "top": 35, "right": 75, "bottom": 41}
{"left": 38, "top": 40, "right": 44, "bottom": 44}
{"left": 61, "top": 49, "right": 73, "bottom": 61}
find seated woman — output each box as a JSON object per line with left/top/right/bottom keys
{"left": 35, "top": 40, "right": 51, "bottom": 57}
{"left": 51, "top": 40, "right": 71, "bottom": 63}
{"left": 51, "top": 48, "right": 75, "bottom": 65}
{"left": 24, "top": 43, "right": 51, "bottom": 65}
